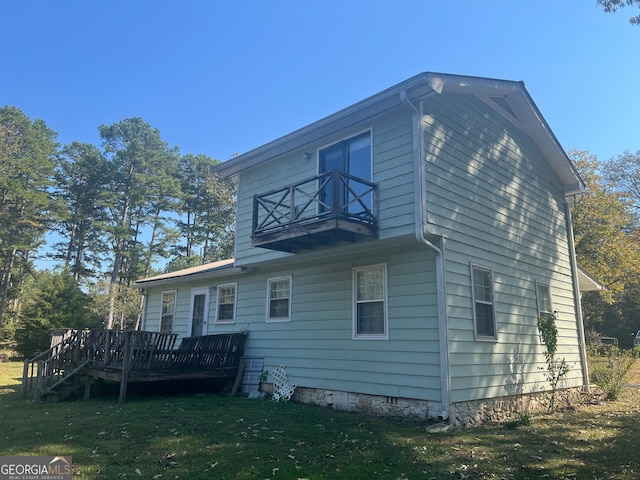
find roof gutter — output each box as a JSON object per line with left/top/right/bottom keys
{"left": 401, "top": 90, "right": 450, "bottom": 421}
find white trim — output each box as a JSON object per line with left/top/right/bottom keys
{"left": 187, "top": 287, "right": 210, "bottom": 337}
{"left": 160, "top": 290, "right": 177, "bottom": 334}
{"left": 266, "top": 276, "right": 292, "bottom": 323}
{"left": 470, "top": 264, "right": 497, "bottom": 341}
{"left": 215, "top": 282, "right": 237, "bottom": 325}
{"left": 352, "top": 263, "right": 389, "bottom": 340}
{"left": 140, "top": 290, "right": 149, "bottom": 331}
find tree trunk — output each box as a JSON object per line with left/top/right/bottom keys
{"left": 0, "top": 247, "right": 17, "bottom": 327}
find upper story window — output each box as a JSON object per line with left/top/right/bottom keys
{"left": 353, "top": 264, "right": 388, "bottom": 339}
{"left": 319, "top": 131, "right": 371, "bottom": 179}
{"left": 161, "top": 291, "right": 176, "bottom": 333}
{"left": 216, "top": 283, "right": 237, "bottom": 324}
{"left": 267, "top": 276, "right": 292, "bottom": 322}
{"left": 471, "top": 265, "right": 497, "bottom": 340}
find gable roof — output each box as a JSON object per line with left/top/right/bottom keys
{"left": 213, "top": 72, "right": 584, "bottom": 196}
{"left": 134, "top": 259, "right": 244, "bottom": 288}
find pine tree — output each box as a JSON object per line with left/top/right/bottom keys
{"left": 0, "top": 107, "right": 57, "bottom": 328}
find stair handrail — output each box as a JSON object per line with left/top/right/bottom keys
{"left": 22, "top": 329, "right": 88, "bottom": 401}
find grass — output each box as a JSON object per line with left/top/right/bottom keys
{"left": 2, "top": 360, "right": 640, "bottom": 479}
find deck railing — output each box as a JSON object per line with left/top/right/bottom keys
{"left": 84, "top": 329, "right": 178, "bottom": 370}
{"left": 252, "top": 169, "right": 376, "bottom": 237}
{"left": 22, "top": 330, "right": 179, "bottom": 401}
{"left": 22, "top": 329, "right": 91, "bottom": 401}
{"left": 22, "top": 330, "right": 246, "bottom": 402}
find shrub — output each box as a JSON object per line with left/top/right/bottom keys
{"left": 590, "top": 347, "right": 638, "bottom": 401}
{"left": 15, "top": 269, "right": 101, "bottom": 359}
{"left": 537, "top": 312, "right": 570, "bottom": 412}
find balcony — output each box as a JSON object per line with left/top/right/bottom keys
{"left": 252, "top": 169, "right": 377, "bottom": 252}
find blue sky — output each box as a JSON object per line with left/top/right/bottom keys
{"left": 2, "top": 1, "right": 639, "bottom": 165}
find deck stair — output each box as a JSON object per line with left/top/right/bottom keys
{"left": 22, "top": 329, "right": 247, "bottom": 403}
{"left": 22, "top": 329, "right": 92, "bottom": 402}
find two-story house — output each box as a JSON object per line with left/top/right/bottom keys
{"left": 135, "top": 72, "right": 599, "bottom": 426}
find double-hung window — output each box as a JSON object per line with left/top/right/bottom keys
{"left": 536, "top": 281, "right": 553, "bottom": 342}
{"left": 216, "top": 283, "right": 237, "bottom": 324}
{"left": 471, "top": 265, "right": 496, "bottom": 339}
{"left": 267, "top": 276, "right": 292, "bottom": 322}
{"left": 536, "top": 282, "right": 552, "bottom": 316}
{"left": 160, "top": 291, "right": 176, "bottom": 333}
{"left": 353, "top": 264, "right": 387, "bottom": 339}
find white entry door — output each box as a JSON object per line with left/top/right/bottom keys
{"left": 189, "top": 288, "right": 210, "bottom": 337}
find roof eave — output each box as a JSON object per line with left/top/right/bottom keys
{"left": 577, "top": 265, "right": 604, "bottom": 292}
{"left": 422, "top": 73, "right": 584, "bottom": 196}
{"left": 212, "top": 73, "right": 434, "bottom": 177}
{"left": 134, "top": 266, "right": 246, "bottom": 288}
{"left": 213, "top": 72, "right": 585, "bottom": 196}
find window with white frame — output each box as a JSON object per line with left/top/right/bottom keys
{"left": 471, "top": 265, "right": 496, "bottom": 339}
{"left": 216, "top": 283, "right": 237, "bottom": 324}
{"left": 353, "top": 264, "right": 387, "bottom": 338}
{"left": 160, "top": 291, "right": 176, "bottom": 333}
{"left": 536, "top": 282, "right": 553, "bottom": 316}
{"left": 536, "top": 281, "right": 553, "bottom": 343}
{"left": 267, "top": 276, "right": 291, "bottom": 322}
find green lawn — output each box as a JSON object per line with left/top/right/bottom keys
{"left": 1, "top": 360, "right": 639, "bottom": 479}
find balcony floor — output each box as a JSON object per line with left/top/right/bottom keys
{"left": 251, "top": 216, "right": 377, "bottom": 253}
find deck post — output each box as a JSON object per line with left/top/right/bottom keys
{"left": 230, "top": 358, "right": 246, "bottom": 397}
{"left": 119, "top": 331, "right": 132, "bottom": 404}
{"left": 22, "top": 360, "right": 30, "bottom": 399}
{"left": 34, "top": 360, "right": 44, "bottom": 402}
{"left": 104, "top": 332, "right": 111, "bottom": 367}
{"left": 83, "top": 375, "right": 91, "bottom": 401}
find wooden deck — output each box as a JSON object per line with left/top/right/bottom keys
{"left": 23, "top": 330, "right": 247, "bottom": 403}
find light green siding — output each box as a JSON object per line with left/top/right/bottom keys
{"left": 234, "top": 111, "right": 416, "bottom": 266}
{"left": 421, "top": 93, "right": 581, "bottom": 403}
{"left": 232, "top": 246, "right": 440, "bottom": 401}
{"left": 143, "top": 246, "right": 442, "bottom": 402}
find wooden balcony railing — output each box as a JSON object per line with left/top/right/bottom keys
{"left": 252, "top": 169, "right": 377, "bottom": 252}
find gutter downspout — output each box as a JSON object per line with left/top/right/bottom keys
{"left": 565, "top": 198, "right": 590, "bottom": 393}
{"left": 401, "top": 91, "right": 451, "bottom": 420}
